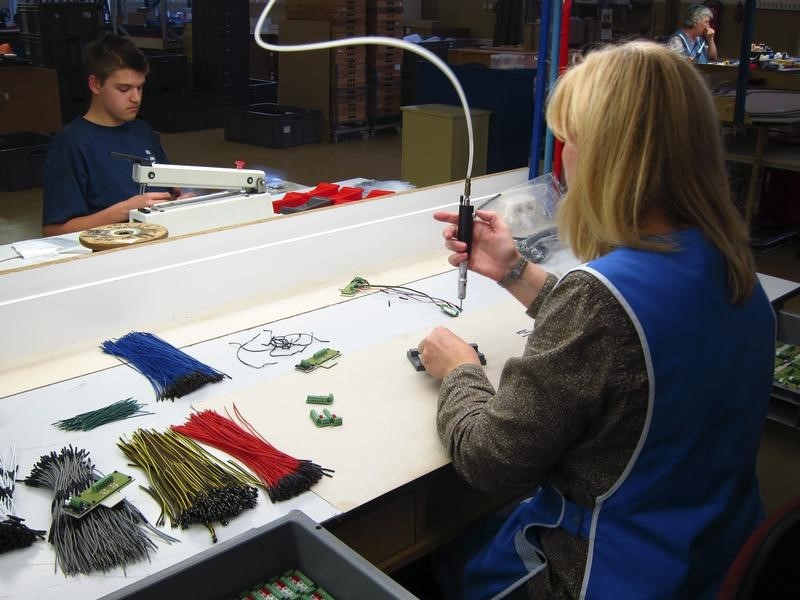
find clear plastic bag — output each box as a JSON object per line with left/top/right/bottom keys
{"left": 479, "top": 173, "right": 574, "bottom": 268}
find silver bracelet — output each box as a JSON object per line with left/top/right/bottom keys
{"left": 498, "top": 257, "right": 529, "bottom": 288}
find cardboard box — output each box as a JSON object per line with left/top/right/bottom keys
{"left": 448, "top": 47, "right": 537, "bottom": 69}
{"left": 403, "top": 18, "right": 470, "bottom": 38}
{"left": 0, "top": 66, "right": 62, "bottom": 134}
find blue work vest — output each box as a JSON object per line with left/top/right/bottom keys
{"left": 463, "top": 229, "right": 775, "bottom": 599}
{"left": 675, "top": 30, "right": 709, "bottom": 63}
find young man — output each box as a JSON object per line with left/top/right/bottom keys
{"left": 42, "top": 33, "right": 175, "bottom": 236}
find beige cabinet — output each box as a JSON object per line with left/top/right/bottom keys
{"left": 401, "top": 103, "right": 490, "bottom": 188}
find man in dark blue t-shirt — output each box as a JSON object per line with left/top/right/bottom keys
{"left": 42, "top": 33, "right": 177, "bottom": 236}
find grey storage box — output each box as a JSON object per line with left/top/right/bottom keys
{"left": 100, "top": 510, "right": 417, "bottom": 599}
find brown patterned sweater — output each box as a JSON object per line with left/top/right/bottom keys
{"left": 437, "top": 269, "right": 650, "bottom": 599}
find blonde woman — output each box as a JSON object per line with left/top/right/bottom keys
{"left": 418, "top": 41, "right": 774, "bottom": 599}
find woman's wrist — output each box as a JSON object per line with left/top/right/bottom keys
{"left": 497, "top": 256, "right": 529, "bottom": 288}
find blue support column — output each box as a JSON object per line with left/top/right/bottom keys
{"left": 543, "top": 0, "right": 562, "bottom": 174}
{"left": 529, "top": 0, "right": 554, "bottom": 179}
{"left": 734, "top": 0, "right": 756, "bottom": 124}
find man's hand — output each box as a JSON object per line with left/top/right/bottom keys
{"left": 704, "top": 26, "right": 715, "bottom": 40}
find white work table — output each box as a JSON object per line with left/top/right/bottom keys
{"left": 0, "top": 169, "right": 534, "bottom": 599}
{"left": 1, "top": 167, "right": 798, "bottom": 599}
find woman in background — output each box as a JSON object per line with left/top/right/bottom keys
{"left": 668, "top": 3, "right": 718, "bottom": 63}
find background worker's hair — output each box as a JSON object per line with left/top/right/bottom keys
{"left": 684, "top": 3, "right": 714, "bottom": 27}
{"left": 546, "top": 40, "right": 755, "bottom": 304}
{"left": 83, "top": 32, "right": 149, "bottom": 83}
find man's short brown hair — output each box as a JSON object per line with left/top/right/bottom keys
{"left": 83, "top": 32, "right": 149, "bottom": 83}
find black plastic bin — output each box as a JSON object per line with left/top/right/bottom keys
{"left": 100, "top": 510, "right": 416, "bottom": 600}
{"left": 224, "top": 103, "right": 321, "bottom": 148}
{"left": 0, "top": 131, "right": 51, "bottom": 191}
{"left": 18, "top": 3, "right": 100, "bottom": 38}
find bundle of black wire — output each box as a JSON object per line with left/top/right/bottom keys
{"left": 229, "top": 330, "right": 329, "bottom": 369}
{"left": 356, "top": 279, "right": 462, "bottom": 317}
{"left": 0, "top": 516, "right": 45, "bottom": 554}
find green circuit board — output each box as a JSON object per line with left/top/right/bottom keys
{"left": 774, "top": 343, "right": 800, "bottom": 392}
{"left": 63, "top": 471, "right": 133, "bottom": 518}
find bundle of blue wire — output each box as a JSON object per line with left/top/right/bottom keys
{"left": 101, "top": 332, "right": 229, "bottom": 401}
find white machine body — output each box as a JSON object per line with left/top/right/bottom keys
{"left": 128, "top": 162, "right": 274, "bottom": 236}
{"left": 130, "top": 191, "right": 275, "bottom": 237}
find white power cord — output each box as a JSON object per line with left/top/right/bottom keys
{"left": 253, "top": 0, "right": 475, "bottom": 183}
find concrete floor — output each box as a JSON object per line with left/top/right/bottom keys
{"left": 2, "top": 127, "right": 799, "bottom": 517}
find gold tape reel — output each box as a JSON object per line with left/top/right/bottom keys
{"left": 79, "top": 223, "right": 168, "bottom": 251}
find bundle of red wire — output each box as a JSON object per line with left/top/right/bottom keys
{"left": 172, "top": 406, "right": 331, "bottom": 502}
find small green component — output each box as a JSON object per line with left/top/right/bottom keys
{"left": 265, "top": 579, "right": 298, "bottom": 599}
{"left": 439, "top": 303, "right": 461, "bottom": 317}
{"left": 310, "top": 409, "right": 331, "bottom": 427}
{"left": 69, "top": 497, "right": 90, "bottom": 510}
{"left": 296, "top": 348, "right": 341, "bottom": 373}
{"left": 339, "top": 276, "right": 369, "bottom": 296}
{"left": 253, "top": 585, "right": 280, "bottom": 600}
{"left": 306, "top": 393, "right": 334, "bottom": 405}
{"left": 289, "top": 571, "right": 315, "bottom": 589}
{"left": 281, "top": 573, "right": 313, "bottom": 594}
{"left": 306, "top": 588, "right": 336, "bottom": 600}
{"left": 323, "top": 408, "right": 343, "bottom": 427}
{"left": 91, "top": 473, "right": 115, "bottom": 492}
{"left": 63, "top": 470, "right": 134, "bottom": 518}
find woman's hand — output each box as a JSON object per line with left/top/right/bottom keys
{"left": 418, "top": 326, "right": 481, "bottom": 380}
{"left": 433, "top": 210, "right": 521, "bottom": 283}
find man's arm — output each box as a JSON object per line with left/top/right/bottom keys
{"left": 42, "top": 191, "right": 172, "bottom": 236}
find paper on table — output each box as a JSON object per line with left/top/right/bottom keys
{"left": 12, "top": 237, "right": 91, "bottom": 259}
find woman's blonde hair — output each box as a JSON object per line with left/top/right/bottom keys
{"left": 546, "top": 40, "right": 756, "bottom": 303}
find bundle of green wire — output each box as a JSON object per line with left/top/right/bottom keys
{"left": 52, "top": 398, "right": 152, "bottom": 431}
{"left": 118, "top": 429, "right": 262, "bottom": 543}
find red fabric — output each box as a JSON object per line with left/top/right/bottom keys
{"left": 718, "top": 496, "right": 800, "bottom": 599}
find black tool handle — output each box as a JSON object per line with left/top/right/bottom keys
{"left": 457, "top": 201, "right": 475, "bottom": 253}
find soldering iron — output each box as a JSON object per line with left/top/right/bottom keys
{"left": 457, "top": 177, "right": 473, "bottom": 309}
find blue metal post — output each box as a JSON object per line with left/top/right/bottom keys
{"left": 543, "top": 0, "right": 562, "bottom": 174}
{"left": 734, "top": 0, "right": 756, "bottom": 124}
{"left": 529, "top": 0, "right": 554, "bottom": 179}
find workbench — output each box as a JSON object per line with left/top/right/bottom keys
{"left": 716, "top": 88, "right": 800, "bottom": 226}
{"left": 1, "top": 168, "right": 798, "bottom": 599}
{"left": 0, "top": 169, "right": 535, "bottom": 598}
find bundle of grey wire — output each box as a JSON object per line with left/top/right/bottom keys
{"left": 23, "top": 445, "right": 177, "bottom": 575}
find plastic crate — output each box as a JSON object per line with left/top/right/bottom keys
{"left": 140, "top": 95, "right": 226, "bottom": 133}
{"left": 20, "top": 33, "right": 87, "bottom": 69}
{"left": 248, "top": 79, "right": 278, "bottom": 105}
{"left": 224, "top": 103, "right": 321, "bottom": 148}
{"left": 143, "top": 51, "right": 189, "bottom": 90}
{"left": 100, "top": 510, "right": 415, "bottom": 600}
{"left": 18, "top": 3, "right": 100, "bottom": 37}
{"left": 0, "top": 132, "right": 51, "bottom": 192}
